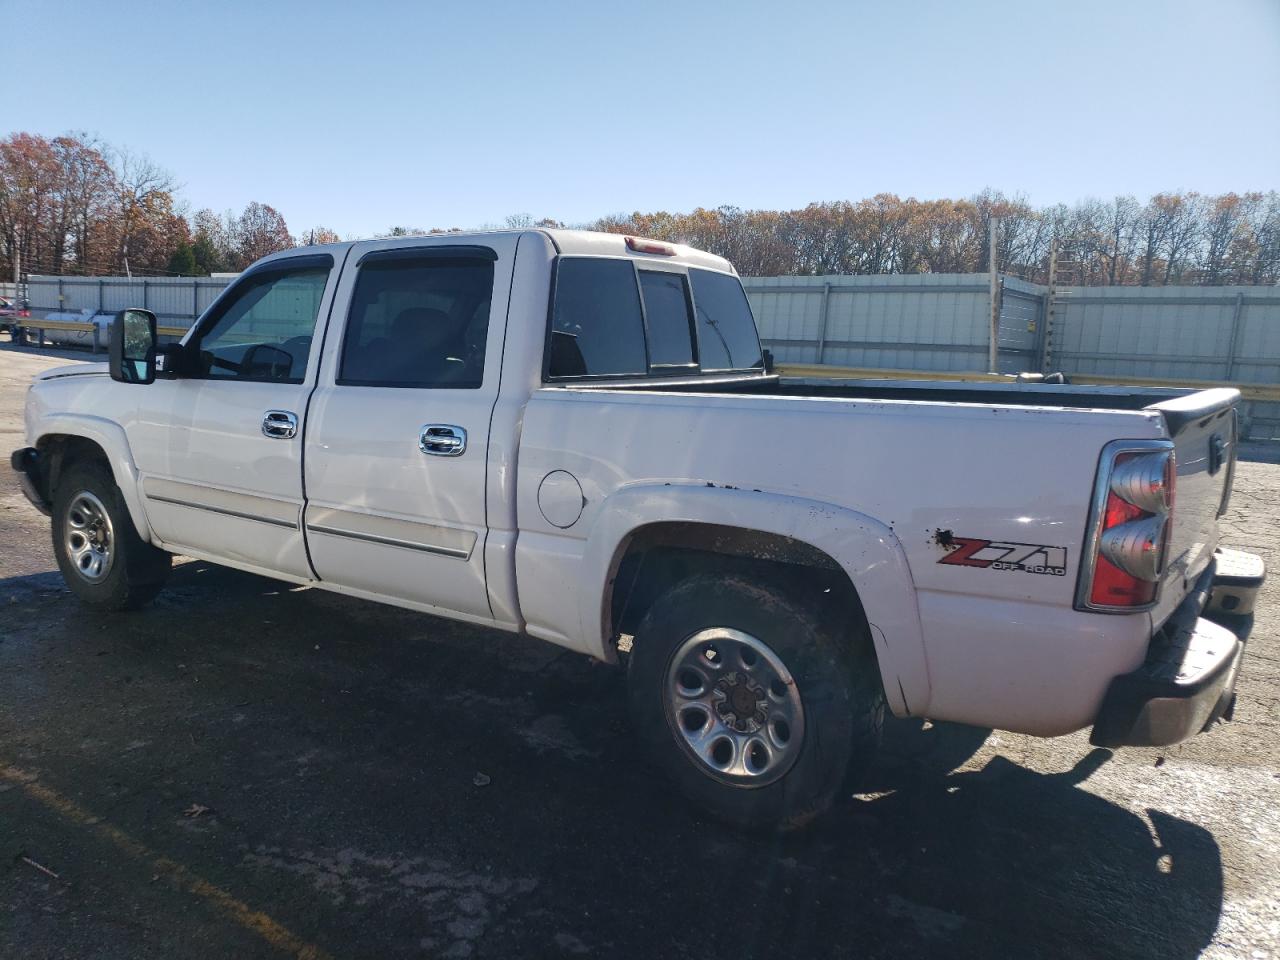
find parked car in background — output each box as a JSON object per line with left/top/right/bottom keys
{"left": 10, "top": 229, "right": 1266, "bottom": 830}
{"left": 0, "top": 296, "right": 30, "bottom": 336}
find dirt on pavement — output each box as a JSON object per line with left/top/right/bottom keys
{"left": 1, "top": 342, "right": 1278, "bottom": 960}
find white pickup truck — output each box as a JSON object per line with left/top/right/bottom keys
{"left": 11, "top": 229, "right": 1265, "bottom": 829}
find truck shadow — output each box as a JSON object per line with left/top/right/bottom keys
{"left": 792, "top": 750, "right": 1223, "bottom": 959}
{"left": 0, "top": 561, "right": 1225, "bottom": 960}
{"left": 865, "top": 714, "right": 995, "bottom": 791}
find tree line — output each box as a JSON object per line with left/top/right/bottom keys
{"left": 588, "top": 191, "right": 1280, "bottom": 285}
{"left": 0, "top": 132, "right": 339, "bottom": 278}
{"left": 3, "top": 132, "right": 1276, "bottom": 284}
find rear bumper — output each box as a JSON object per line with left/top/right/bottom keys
{"left": 1090, "top": 550, "right": 1265, "bottom": 748}
{"left": 10, "top": 447, "right": 51, "bottom": 516}
{"left": 1206, "top": 547, "right": 1266, "bottom": 616}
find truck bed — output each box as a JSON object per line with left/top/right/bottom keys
{"left": 554, "top": 370, "right": 1239, "bottom": 634}
{"left": 587, "top": 371, "right": 1203, "bottom": 413}
{"left": 578, "top": 374, "right": 1240, "bottom": 441}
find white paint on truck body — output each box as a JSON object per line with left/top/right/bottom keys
{"left": 21, "top": 229, "right": 1238, "bottom": 741}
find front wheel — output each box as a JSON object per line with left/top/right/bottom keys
{"left": 627, "top": 573, "right": 884, "bottom": 831}
{"left": 51, "top": 460, "right": 171, "bottom": 610}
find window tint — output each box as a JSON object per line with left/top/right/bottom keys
{"left": 192, "top": 266, "right": 329, "bottom": 382}
{"left": 689, "top": 269, "right": 763, "bottom": 371}
{"left": 638, "top": 271, "right": 695, "bottom": 368}
{"left": 339, "top": 256, "right": 494, "bottom": 388}
{"left": 549, "top": 258, "right": 647, "bottom": 378}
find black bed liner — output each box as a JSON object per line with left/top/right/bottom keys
{"left": 560, "top": 373, "right": 1240, "bottom": 436}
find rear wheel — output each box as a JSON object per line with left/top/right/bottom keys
{"left": 51, "top": 460, "right": 170, "bottom": 610}
{"left": 627, "top": 573, "right": 884, "bottom": 830}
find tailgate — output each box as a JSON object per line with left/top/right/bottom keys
{"left": 1148, "top": 388, "right": 1238, "bottom": 612}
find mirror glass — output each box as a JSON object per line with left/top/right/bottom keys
{"left": 120, "top": 309, "right": 155, "bottom": 382}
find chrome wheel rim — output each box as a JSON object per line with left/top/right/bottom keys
{"left": 64, "top": 490, "right": 114, "bottom": 584}
{"left": 663, "top": 627, "right": 805, "bottom": 787}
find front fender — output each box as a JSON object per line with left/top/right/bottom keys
{"left": 580, "top": 484, "right": 930, "bottom": 717}
{"left": 33, "top": 414, "right": 152, "bottom": 542}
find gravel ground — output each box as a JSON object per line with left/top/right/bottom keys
{"left": 1, "top": 343, "right": 1278, "bottom": 960}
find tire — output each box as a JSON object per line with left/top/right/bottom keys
{"left": 51, "top": 459, "right": 171, "bottom": 610}
{"left": 627, "top": 572, "right": 884, "bottom": 831}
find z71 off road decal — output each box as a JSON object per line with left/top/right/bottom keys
{"left": 937, "top": 536, "right": 1068, "bottom": 577}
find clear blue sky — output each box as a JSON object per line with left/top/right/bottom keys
{"left": 9, "top": 0, "right": 1280, "bottom": 237}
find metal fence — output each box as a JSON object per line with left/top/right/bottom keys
{"left": 743, "top": 274, "right": 1044, "bottom": 375}
{"left": 25, "top": 275, "right": 231, "bottom": 326}
{"left": 1048, "top": 287, "right": 1279, "bottom": 381}
{"left": 22, "top": 272, "right": 1280, "bottom": 439}
{"left": 744, "top": 276, "right": 1280, "bottom": 440}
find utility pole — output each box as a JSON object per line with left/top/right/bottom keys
{"left": 1042, "top": 242, "right": 1058, "bottom": 373}
{"left": 988, "top": 216, "right": 1001, "bottom": 373}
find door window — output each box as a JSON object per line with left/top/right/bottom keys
{"left": 339, "top": 256, "right": 495, "bottom": 388}
{"left": 190, "top": 263, "right": 331, "bottom": 383}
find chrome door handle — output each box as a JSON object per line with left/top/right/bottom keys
{"left": 262, "top": 410, "right": 298, "bottom": 439}
{"left": 419, "top": 424, "right": 467, "bottom": 457}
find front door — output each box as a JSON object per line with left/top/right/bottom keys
{"left": 303, "top": 239, "right": 514, "bottom": 622}
{"left": 130, "top": 254, "right": 340, "bottom": 579}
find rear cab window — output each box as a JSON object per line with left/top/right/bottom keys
{"left": 547, "top": 258, "right": 647, "bottom": 378}
{"left": 546, "top": 258, "right": 763, "bottom": 380}
{"left": 688, "top": 269, "right": 763, "bottom": 372}
{"left": 637, "top": 271, "right": 695, "bottom": 371}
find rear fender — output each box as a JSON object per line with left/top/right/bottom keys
{"left": 582, "top": 484, "right": 930, "bottom": 717}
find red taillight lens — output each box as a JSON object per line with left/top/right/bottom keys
{"left": 1090, "top": 555, "right": 1158, "bottom": 606}
{"left": 1103, "top": 490, "right": 1145, "bottom": 529}
{"left": 1082, "top": 446, "right": 1175, "bottom": 610}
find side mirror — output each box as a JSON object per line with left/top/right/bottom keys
{"left": 109, "top": 309, "right": 157, "bottom": 385}
{"left": 762, "top": 348, "right": 776, "bottom": 374}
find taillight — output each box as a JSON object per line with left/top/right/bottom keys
{"left": 1077, "top": 441, "right": 1175, "bottom": 612}
{"left": 625, "top": 236, "right": 676, "bottom": 256}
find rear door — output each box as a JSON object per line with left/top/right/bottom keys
{"left": 303, "top": 237, "right": 516, "bottom": 622}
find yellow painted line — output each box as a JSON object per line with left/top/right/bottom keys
{"left": 1069, "top": 372, "right": 1280, "bottom": 404}
{"left": 777, "top": 363, "right": 1280, "bottom": 404}
{"left": 780, "top": 362, "right": 1010, "bottom": 382}
{"left": 1, "top": 764, "right": 331, "bottom": 960}
{"left": 21, "top": 320, "right": 97, "bottom": 332}
{"left": 19, "top": 321, "right": 188, "bottom": 336}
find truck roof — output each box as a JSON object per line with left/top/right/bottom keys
{"left": 540, "top": 229, "right": 735, "bottom": 273}
{"left": 286, "top": 228, "right": 736, "bottom": 275}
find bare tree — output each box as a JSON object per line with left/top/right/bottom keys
{"left": 112, "top": 148, "right": 177, "bottom": 274}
